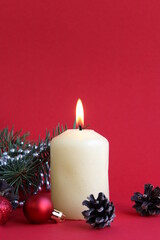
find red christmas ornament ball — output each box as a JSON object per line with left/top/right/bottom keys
{"left": 23, "top": 194, "right": 53, "bottom": 224}
{"left": 0, "top": 196, "right": 13, "bottom": 225}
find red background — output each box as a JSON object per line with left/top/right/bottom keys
{"left": 1, "top": 0, "right": 160, "bottom": 239}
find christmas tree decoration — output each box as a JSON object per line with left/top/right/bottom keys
{"left": 0, "top": 179, "right": 19, "bottom": 209}
{"left": 0, "top": 196, "right": 13, "bottom": 225}
{"left": 23, "top": 194, "right": 53, "bottom": 224}
{"left": 82, "top": 192, "right": 115, "bottom": 229}
{"left": 131, "top": 183, "right": 160, "bottom": 216}
{"left": 0, "top": 125, "right": 68, "bottom": 202}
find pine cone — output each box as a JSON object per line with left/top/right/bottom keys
{"left": 131, "top": 184, "right": 160, "bottom": 216}
{"left": 82, "top": 192, "right": 115, "bottom": 229}
{"left": 0, "top": 179, "right": 19, "bottom": 209}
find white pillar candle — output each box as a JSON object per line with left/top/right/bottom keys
{"left": 50, "top": 129, "right": 109, "bottom": 220}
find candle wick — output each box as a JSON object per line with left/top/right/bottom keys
{"left": 79, "top": 125, "right": 82, "bottom": 131}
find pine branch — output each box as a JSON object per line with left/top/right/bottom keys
{"left": 0, "top": 124, "right": 67, "bottom": 200}
{"left": 0, "top": 127, "right": 29, "bottom": 153}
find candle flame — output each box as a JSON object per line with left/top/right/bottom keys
{"left": 76, "top": 99, "right": 84, "bottom": 127}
